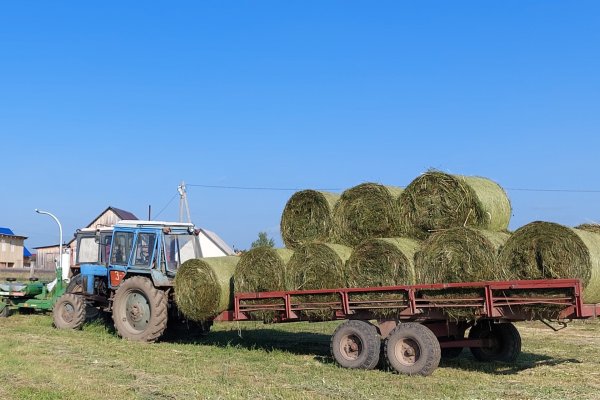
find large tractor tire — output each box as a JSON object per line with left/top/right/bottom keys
{"left": 53, "top": 293, "right": 86, "bottom": 330}
{"left": 330, "top": 320, "right": 381, "bottom": 370}
{"left": 384, "top": 322, "right": 441, "bottom": 376}
{"left": 66, "top": 273, "right": 101, "bottom": 320}
{"left": 468, "top": 322, "right": 521, "bottom": 362}
{"left": 66, "top": 274, "right": 84, "bottom": 293}
{"left": 112, "top": 276, "right": 168, "bottom": 342}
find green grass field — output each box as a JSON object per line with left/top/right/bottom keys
{"left": 0, "top": 315, "right": 598, "bottom": 400}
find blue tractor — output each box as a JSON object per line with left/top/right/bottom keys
{"left": 53, "top": 220, "right": 205, "bottom": 342}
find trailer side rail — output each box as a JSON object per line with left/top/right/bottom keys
{"left": 215, "top": 278, "right": 595, "bottom": 322}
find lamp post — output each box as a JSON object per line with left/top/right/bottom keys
{"left": 35, "top": 209, "right": 64, "bottom": 289}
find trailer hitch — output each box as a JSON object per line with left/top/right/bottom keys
{"left": 538, "top": 318, "right": 570, "bottom": 332}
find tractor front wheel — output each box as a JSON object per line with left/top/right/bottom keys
{"left": 53, "top": 293, "right": 86, "bottom": 330}
{"left": 112, "top": 276, "right": 168, "bottom": 342}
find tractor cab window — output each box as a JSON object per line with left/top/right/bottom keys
{"left": 77, "top": 236, "right": 99, "bottom": 264}
{"left": 164, "top": 234, "right": 197, "bottom": 272}
{"left": 110, "top": 231, "right": 134, "bottom": 266}
{"left": 100, "top": 234, "right": 112, "bottom": 265}
{"left": 133, "top": 233, "right": 157, "bottom": 268}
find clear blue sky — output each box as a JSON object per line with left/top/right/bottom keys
{"left": 1, "top": 1, "right": 599, "bottom": 251}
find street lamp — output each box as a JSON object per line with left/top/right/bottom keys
{"left": 35, "top": 209, "right": 64, "bottom": 287}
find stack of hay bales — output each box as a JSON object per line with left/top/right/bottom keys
{"left": 175, "top": 170, "right": 600, "bottom": 323}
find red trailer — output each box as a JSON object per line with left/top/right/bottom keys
{"left": 214, "top": 278, "right": 600, "bottom": 376}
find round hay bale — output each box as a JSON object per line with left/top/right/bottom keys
{"left": 575, "top": 223, "right": 600, "bottom": 234}
{"left": 287, "top": 243, "right": 352, "bottom": 320}
{"left": 415, "top": 227, "right": 510, "bottom": 284}
{"left": 499, "top": 221, "right": 600, "bottom": 303}
{"left": 174, "top": 257, "right": 239, "bottom": 321}
{"left": 333, "top": 183, "right": 403, "bottom": 246}
{"left": 287, "top": 243, "right": 352, "bottom": 290}
{"left": 233, "top": 247, "right": 293, "bottom": 293}
{"left": 280, "top": 190, "right": 339, "bottom": 249}
{"left": 398, "top": 171, "right": 511, "bottom": 239}
{"left": 346, "top": 237, "right": 419, "bottom": 287}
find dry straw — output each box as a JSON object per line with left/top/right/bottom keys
{"left": 575, "top": 223, "right": 600, "bottom": 234}
{"left": 174, "top": 257, "right": 239, "bottom": 321}
{"left": 287, "top": 243, "right": 352, "bottom": 320}
{"left": 334, "top": 183, "right": 404, "bottom": 246}
{"left": 398, "top": 171, "right": 511, "bottom": 239}
{"left": 415, "top": 227, "right": 510, "bottom": 284}
{"left": 346, "top": 237, "right": 419, "bottom": 287}
{"left": 499, "top": 221, "right": 600, "bottom": 303}
{"left": 233, "top": 247, "right": 293, "bottom": 293}
{"left": 280, "top": 190, "right": 339, "bottom": 249}
{"left": 233, "top": 247, "right": 293, "bottom": 321}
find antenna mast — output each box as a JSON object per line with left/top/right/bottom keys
{"left": 178, "top": 181, "right": 192, "bottom": 223}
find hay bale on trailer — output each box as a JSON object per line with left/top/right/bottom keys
{"left": 287, "top": 243, "right": 352, "bottom": 319}
{"left": 233, "top": 247, "right": 293, "bottom": 293}
{"left": 398, "top": 171, "right": 511, "bottom": 239}
{"left": 499, "top": 221, "right": 600, "bottom": 303}
{"left": 333, "top": 183, "right": 403, "bottom": 246}
{"left": 280, "top": 190, "right": 339, "bottom": 249}
{"left": 174, "top": 257, "right": 239, "bottom": 321}
{"left": 346, "top": 237, "right": 419, "bottom": 287}
{"left": 414, "top": 227, "right": 510, "bottom": 284}
{"left": 575, "top": 223, "right": 600, "bottom": 234}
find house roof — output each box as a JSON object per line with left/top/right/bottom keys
{"left": 87, "top": 206, "right": 138, "bottom": 228}
{"left": 199, "top": 228, "right": 235, "bottom": 255}
{"left": 0, "top": 226, "right": 32, "bottom": 257}
{"left": 0, "top": 227, "right": 14, "bottom": 236}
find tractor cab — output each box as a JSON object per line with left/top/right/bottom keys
{"left": 72, "top": 226, "right": 114, "bottom": 275}
{"left": 80, "top": 221, "right": 201, "bottom": 293}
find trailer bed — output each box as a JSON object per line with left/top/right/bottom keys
{"left": 215, "top": 278, "right": 600, "bottom": 323}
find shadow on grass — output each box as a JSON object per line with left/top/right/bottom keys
{"left": 172, "top": 328, "right": 333, "bottom": 358}
{"left": 440, "top": 351, "right": 581, "bottom": 375}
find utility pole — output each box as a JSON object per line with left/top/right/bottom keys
{"left": 178, "top": 181, "right": 192, "bottom": 223}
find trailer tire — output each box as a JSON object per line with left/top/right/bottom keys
{"left": 331, "top": 320, "right": 380, "bottom": 370}
{"left": 0, "top": 304, "right": 9, "bottom": 318}
{"left": 439, "top": 336, "right": 463, "bottom": 359}
{"left": 112, "top": 276, "right": 168, "bottom": 342}
{"left": 469, "top": 322, "right": 521, "bottom": 363}
{"left": 53, "top": 293, "right": 86, "bottom": 330}
{"left": 385, "top": 323, "right": 441, "bottom": 376}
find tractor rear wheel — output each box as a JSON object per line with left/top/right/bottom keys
{"left": 384, "top": 322, "right": 441, "bottom": 376}
{"left": 330, "top": 320, "right": 381, "bottom": 369}
{"left": 469, "top": 322, "right": 521, "bottom": 362}
{"left": 112, "top": 276, "right": 168, "bottom": 342}
{"left": 53, "top": 293, "right": 86, "bottom": 330}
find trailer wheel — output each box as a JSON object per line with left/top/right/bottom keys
{"left": 385, "top": 323, "right": 441, "bottom": 376}
{"left": 0, "top": 303, "right": 9, "bottom": 318}
{"left": 469, "top": 322, "right": 521, "bottom": 362}
{"left": 331, "top": 320, "right": 380, "bottom": 369}
{"left": 53, "top": 293, "right": 86, "bottom": 330}
{"left": 112, "top": 276, "right": 168, "bottom": 342}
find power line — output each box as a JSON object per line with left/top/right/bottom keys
{"left": 186, "top": 183, "right": 343, "bottom": 191}
{"left": 505, "top": 188, "right": 600, "bottom": 193}
{"left": 187, "top": 183, "right": 600, "bottom": 194}
{"left": 154, "top": 193, "right": 178, "bottom": 219}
